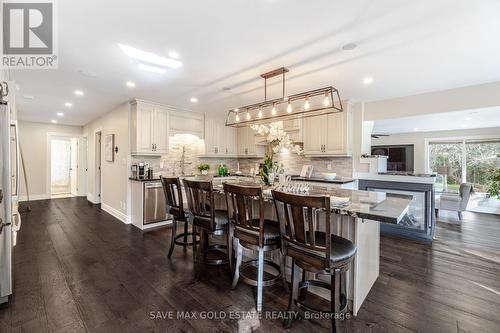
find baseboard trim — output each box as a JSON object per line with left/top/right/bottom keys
{"left": 101, "top": 203, "right": 130, "bottom": 224}
{"left": 19, "top": 194, "right": 50, "bottom": 202}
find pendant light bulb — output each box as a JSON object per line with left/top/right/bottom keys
{"left": 271, "top": 104, "right": 277, "bottom": 115}
{"left": 287, "top": 101, "right": 292, "bottom": 113}
{"left": 304, "top": 97, "right": 310, "bottom": 110}
{"left": 258, "top": 107, "right": 263, "bottom": 119}
{"left": 235, "top": 113, "right": 240, "bottom": 122}
{"left": 246, "top": 111, "right": 251, "bottom": 120}
{"left": 323, "top": 92, "right": 331, "bottom": 107}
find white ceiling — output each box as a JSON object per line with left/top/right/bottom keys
{"left": 372, "top": 107, "right": 500, "bottom": 134}
{"left": 12, "top": 0, "right": 500, "bottom": 126}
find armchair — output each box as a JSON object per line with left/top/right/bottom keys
{"left": 435, "top": 183, "right": 473, "bottom": 221}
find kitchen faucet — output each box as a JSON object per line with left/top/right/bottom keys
{"left": 177, "top": 146, "right": 192, "bottom": 176}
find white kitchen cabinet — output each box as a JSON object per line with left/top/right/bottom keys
{"left": 202, "top": 118, "right": 237, "bottom": 157}
{"left": 237, "top": 127, "right": 263, "bottom": 157}
{"left": 303, "top": 104, "right": 352, "bottom": 156}
{"left": 130, "top": 100, "right": 169, "bottom": 155}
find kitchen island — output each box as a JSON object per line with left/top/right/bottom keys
{"left": 186, "top": 176, "right": 412, "bottom": 315}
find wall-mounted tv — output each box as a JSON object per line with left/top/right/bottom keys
{"left": 371, "top": 144, "right": 414, "bottom": 172}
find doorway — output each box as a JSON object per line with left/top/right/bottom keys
{"left": 50, "top": 136, "right": 79, "bottom": 197}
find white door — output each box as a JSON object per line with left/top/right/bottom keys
{"left": 138, "top": 105, "right": 154, "bottom": 152}
{"left": 78, "top": 137, "right": 88, "bottom": 196}
{"left": 70, "top": 138, "right": 78, "bottom": 196}
{"left": 153, "top": 109, "right": 169, "bottom": 154}
{"left": 303, "top": 115, "right": 325, "bottom": 155}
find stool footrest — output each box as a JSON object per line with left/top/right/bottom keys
{"left": 173, "top": 232, "right": 199, "bottom": 246}
{"left": 239, "top": 259, "right": 281, "bottom": 287}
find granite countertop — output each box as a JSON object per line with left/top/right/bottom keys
{"left": 290, "top": 176, "right": 356, "bottom": 184}
{"left": 190, "top": 176, "right": 412, "bottom": 225}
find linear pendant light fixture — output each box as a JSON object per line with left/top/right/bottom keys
{"left": 225, "top": 67, "right": 342, "bottom": 127}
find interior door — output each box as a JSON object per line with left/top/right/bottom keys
{"left": 70, "top": 138, "right": 78, "bottom": 196}
{"left": 50, "top": 138, "right": 72, "bottom": 195}
{"left": 154, "top": 109, "right": 169, "bottom": 154}
{"left": 325, "top": 112, "right": 346, "bottom": 154}
{"left": 303, "top": 115, "right": 325, "bottom": 155}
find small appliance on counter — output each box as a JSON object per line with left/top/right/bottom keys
{"left": 138, "top": 163, "right": 146, "bottom": 179}
{"left": 131, "top": 164, "right": 138, "bottom": 179}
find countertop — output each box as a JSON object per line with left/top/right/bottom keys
{"left": 197, "top": 176, "right": 413, "bottom": 225}
{"left": 129, "top": 177, "right": 161, "bottom": 182}
{"left": 290, "top": 176, "right": 356, "bottom": 184}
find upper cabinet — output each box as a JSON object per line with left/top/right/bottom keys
{"left": 130, "top": 100, "right": 169, "bottom": 155}
{"left": 302, "top": 103, "right": 352, "bottom": 156}
{"left": 203, "top": 118, "right": 237, "bottom": 157}
{"left": 237, "top": 127, "right": 264, "bottom": 157}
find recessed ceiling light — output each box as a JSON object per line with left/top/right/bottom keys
{"left": 168, "top": 51, "right": 179, "bottom": 59}
{"left": 15, "top": 84, "right": 21, "bottom": 91}
{"left": 137, "top": 63, "right": 167, "bottom": 74}
{"left": 51, "top": 120, "right": 57, "bottom": 124}
{"left": 465, "top": 117, "right": 472, "bottom": 121}
{"left": 74, "top": 89, "right": 84, "bottom": 96}
{"left": 57, "top": 112, "right": 64, "bottom": 117}
{"left": 65, "top": 102, "right": 73, "bottom": 107}
{"left": 413, "top": 128, "right": 419, "bottom": 131}
{"left": 118, "top": 43, "right": 183, "bottom": 69}
{"left": 342, "top": 43, "right": 357, "bottom": 51}
{"left": 363, "top": 77, "right": 374, "bottom": 85}
{"left": 23, "top": 95, "right": 34, "bottom": 100}
{"left": 126, "top": 81, "right": 135, "bottom": 88}
{"left": 190, "top": 97, "right": 198, "bottom": 103}
{"left": 461, "top": 124, "right": 468, "bottom": 128}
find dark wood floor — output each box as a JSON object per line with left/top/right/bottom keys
{"left": 1, "top": 198, "right": 500, "bottom": 333}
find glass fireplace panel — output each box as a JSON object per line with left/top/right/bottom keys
{"left": 368, "top": 187, "right": 426, "bottom": 231}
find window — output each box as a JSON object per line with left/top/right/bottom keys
{"left": 428, "top": 137, "right": 500, "bottom": 193}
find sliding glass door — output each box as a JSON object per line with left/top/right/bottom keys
{"left": 428, "top": 138, "right": 500, "bottom": 193}
{"left": 465, "top": 139, "right": 500, "bottom": 192}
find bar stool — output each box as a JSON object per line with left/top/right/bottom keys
{"left": 160, "top": 176, "right": 196, "bottom": 259}
{"left": 182, "top": 179, "right": 230, "bottom": 272}
{"left": 223, "top": 183, "right": 288, "bottom": 313}
{"left": 271, "top": 190, "right": 357, "bottom": 332}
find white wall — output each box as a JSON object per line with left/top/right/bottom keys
{"left": 371, "top": 127, "right": 500, "bottom": 174}
{"left": 18, "top": 121, "right": 84, "bottom": 200}
{"left": 84, "top": 103, "right": 130, "bottom": 222}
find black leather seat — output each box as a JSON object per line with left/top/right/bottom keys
{"left": 234, "top": 219, "right": 280, "bottom": 245}
{"left": 303, "top": 231, "right": 357, "bottom": 262}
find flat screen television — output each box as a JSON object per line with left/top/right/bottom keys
{"left": 371, "top": 144, "right": 414, "bottom": 172}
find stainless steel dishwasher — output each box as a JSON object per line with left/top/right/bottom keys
{"left": 143, "top": 181, "right": 167, "bottom": 225}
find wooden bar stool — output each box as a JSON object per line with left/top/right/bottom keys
{"left": 182, "top": 179, "right": 230, "bottom": 272}
{"left": 223, "top": 183, "right": 288, "bottom": 313}
{"left": 160, "top": 176, "right": 196, "bottom": 259}
{"left": 272, "top": 190, "right": 357, "bottom": 332}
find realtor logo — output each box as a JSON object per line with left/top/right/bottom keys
{"left": 1, "top": 0, "right": 58, "bottom": 69}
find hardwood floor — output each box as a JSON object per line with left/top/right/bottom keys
{"left": 1, "top": 197, "right": 500, "bottom": 332}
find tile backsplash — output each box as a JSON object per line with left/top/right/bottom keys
{"left": 131, "top": 134, "right": 352, "bottom": 178}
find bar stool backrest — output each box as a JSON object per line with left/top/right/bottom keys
{"left": 223, "top": 183, "right": 265, "bottom": 247}
{"left": 182, "top": 179, "right": 216, "bottom": 231}
{"left": 160, "top": 176, "right": 183, "bottom": 219}
{"left": 272, "top": 190, "right": 331, "bottom": 269}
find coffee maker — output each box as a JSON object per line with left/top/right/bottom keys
{"left": 131, "top": 164, "right": 138, "bottom": 179}
{"left": 138, "top": 163, "right": 146, "bottom": 179}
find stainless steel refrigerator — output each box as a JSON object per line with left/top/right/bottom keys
{"left": 0, "top": 83, "right": 15, "bottom": 305}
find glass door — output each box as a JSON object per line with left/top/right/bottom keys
{"left": 465, "top": 139, "right": 500, "bottom": 193}
{"left": 51, "top": 138, "right": 72, "bottom": 195}
{"left": 428, "top": 141, "right": 463, "bottom": 192}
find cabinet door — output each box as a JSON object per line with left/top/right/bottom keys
{"left": 204, "top": 119, "right": 218, "bottom": 155}
{"left": 325, "top": 112, "right": 346, "bottom": 154}
{"left": 224, "top": 126, "right": 236, "bottom": 155}
{"left": 153, "top": 109, "right": 169, "bottom": 154}
{"left": 137, "top": 104, "right": 154, "bottom": 152}
{"left": 303, "top": 115, "right": 325, "bottom": 155}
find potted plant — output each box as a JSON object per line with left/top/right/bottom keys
{"left": 487, "top": 167, "right": 500, "bottom": 199}
{"left": 197, "top": 163, "right": 210, "bottom": 175}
